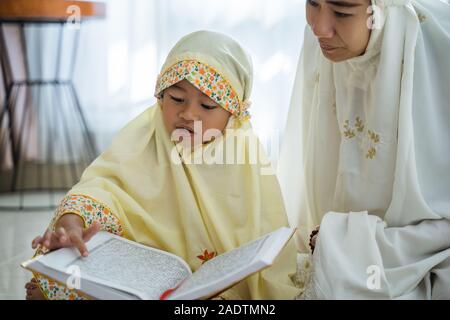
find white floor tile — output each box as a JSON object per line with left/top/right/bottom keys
{"left": 0, "top": 193, "right": 57, "bottom": 300}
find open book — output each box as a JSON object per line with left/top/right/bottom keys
{"left": 21, "top": 227, "right": 295, "bottom": 300}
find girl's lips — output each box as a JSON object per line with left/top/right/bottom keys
{"left": 175, "top": 125, "right": 194, "bottom": 133}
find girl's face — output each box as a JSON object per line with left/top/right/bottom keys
{"left": 160, "top": 79, "right": 231, "bottom": 146}
{"left": 306, "top": 0, "right": 372, "bottom": 62}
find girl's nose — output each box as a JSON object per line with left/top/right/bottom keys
{"left": 179, "top": 102, "right": 200, "bottom": 121}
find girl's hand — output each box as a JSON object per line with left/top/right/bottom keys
{"left": 309, "top": 225, "right": 320, "bottom": 254}
{"left": 31, "top": 214, "right": 100, "bottom": 257}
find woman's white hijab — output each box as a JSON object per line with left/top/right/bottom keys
{"left": 278, "top": 0, "right": 450, "bottom": 299}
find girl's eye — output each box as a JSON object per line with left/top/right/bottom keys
{"left": 307, "top": 0, "right": 319, "bottom": 7}
{"left": 334, "top": 11, "right": 352, "bottom": 18}
{"left": 201, "top": 104, "right": 217, "bottom": 110}
{"left": 170, "top": 95, "right": 184, "bottom": 103}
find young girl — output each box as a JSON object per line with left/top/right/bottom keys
{"left": 25, "top": 30, "right": 301, "bottom": 300}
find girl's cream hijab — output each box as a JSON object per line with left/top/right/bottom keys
{"left": 279, "top": 0, "right": 450, "bottom": 299}
{"left": 64, "top": 31, "right": 299, "bottom": 299}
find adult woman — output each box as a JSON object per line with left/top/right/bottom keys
{"left": 279, "top": 0, "right": 450, "bottom": 299}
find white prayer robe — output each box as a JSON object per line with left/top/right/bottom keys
{"left": 278, "top": 0, "right": 450, "bottom": 299}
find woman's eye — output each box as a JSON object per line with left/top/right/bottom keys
{"left": 201, "top": 104, "right": 217, "bottom": 110}
{"left": 170, "top": 95, "right": 184, "bottom": 103}
{"left": 307, "top": 0, "right": 319, "bottom": 7}
{"left": 334, "top": 11, "right": 352, "bottom": 18}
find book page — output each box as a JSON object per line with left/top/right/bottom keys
{"left": 169, "top": 233, "right": 267, "bottom": 299}
{"left": 62, "top": 237, "right": 191, "bottom": 299}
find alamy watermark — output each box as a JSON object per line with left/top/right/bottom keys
{"left": 168, "top": 121, "right": 278, "bottom": 176}
{"left": 66, "top": 265, "right": 82, "bottom": 290}
{"left": 66, "top": 5, "right": 81, "bottom": 29}
{"left": 367, "top": 5, "right": 385, "bottom": 30}
{"left": 366, "top": 265, "right": 381, "bottom": 290}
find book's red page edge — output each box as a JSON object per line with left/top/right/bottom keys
{"left": 160, "top": 280, "right": 184, "bottom": 300}
{"left": 160, "top": 287, "right": 177, "bottom": 300}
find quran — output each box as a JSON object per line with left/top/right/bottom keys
{"left": 21, "top": 227, "right": 295, "bottom": 300}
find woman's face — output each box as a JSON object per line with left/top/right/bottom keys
{"left": 306, "top": 0, "right": 372, "bottom": 62}
{"left": 160, "top": 79, "right": 231, "bottom": 146}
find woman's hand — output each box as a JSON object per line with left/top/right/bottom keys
{"left": 31, "top": 214, "right": 100, "bottom": 257}
{"left": 309, "top": 225, "right": 320, "bottom": 254}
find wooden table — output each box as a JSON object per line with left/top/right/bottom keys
{"left": 0, "top": 0, "right": 105, "bottom": 23}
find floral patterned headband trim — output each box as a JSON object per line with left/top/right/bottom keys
{"left": 154, "top": 60, "right": 251, "bottom": 120}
